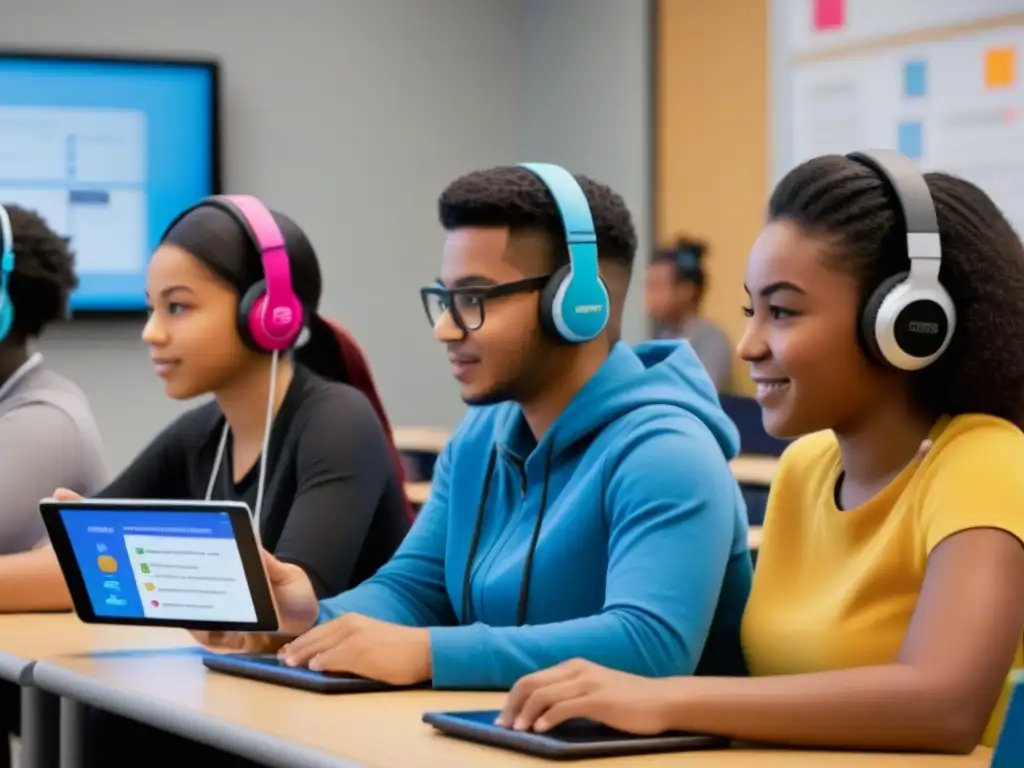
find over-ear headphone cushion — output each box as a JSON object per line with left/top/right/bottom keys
{"left": 237, "top": 280, "right": 267, "bottom": 351}
{"left": 538, "top": 265, "right": 571, "bottom": 340}
{"left": 860, "top": 272, "right": 908, "bottom": 363}
{"left": 0, "top": 290, "right": 11, "bottom": 343}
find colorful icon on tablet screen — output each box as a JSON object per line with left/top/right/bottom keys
{"left": 135, "top": 547, "right": 144, "bottom": 554}
{"left": 97, "top": 555, "right": 118, "bottom": 573}
{"left": 151, "top": 600, "right": 159, "bottom": 607}
{"left": 144, "top": 583, "right": 155, "bottom": 591}
{"left": 140, "top": 563, "right": 150, "bottom": 574}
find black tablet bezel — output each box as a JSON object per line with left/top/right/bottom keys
{"left": 422, "top": 710, "right": 729, "bottom": 760}
{"left": 40, "top": 498, "right": 278, "bottom": 632}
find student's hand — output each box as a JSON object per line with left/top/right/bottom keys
{"left": 497, "top": 659, "right": 677, "bottom": 735}
{"left": 52, "top": 488, "right": 83, "bottom": 501}
{"left": 191, "top": 551, "right": 319, "bottom": 654}
{"left": 278, "top": 613, "right": 432, "bottom": 686}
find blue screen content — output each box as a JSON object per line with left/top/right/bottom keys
{"left": 60, "top": 509, "right": 257, "bottom": 623}
{"left": 0, "top": 57, "right": 215, "bottom": 311}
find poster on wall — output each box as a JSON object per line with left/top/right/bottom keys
{"left": 781, "top": 0, "right": 1024, "bottom": 235}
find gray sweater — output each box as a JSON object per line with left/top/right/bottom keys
{"left": 656, "top": 317, "right": 733, "bottom": 393}
{"left": 0, "top": 354, "right": 107, "bottom": 554}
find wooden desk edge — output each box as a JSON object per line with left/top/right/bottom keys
{"left": 394, "top": 427, "right": 451, "bottom": 453}
{"left": 730, "top": 456, "right": 778, "bottom": 486}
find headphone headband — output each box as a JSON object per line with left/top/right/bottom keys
{"left": 846, "top": 149, "right": 942, "bottom": 263}
{"left": 518, "top": 162, "right": 599, "bottom": 272}
{"left": 204, "top": 194, "right": 296, "bottom": 305}
{"left": 517, "top": 162, "right": 609, "bottom": 342}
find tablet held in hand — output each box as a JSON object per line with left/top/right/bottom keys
{"left": 39, "top": 498, "right": 278, "bottom": 632}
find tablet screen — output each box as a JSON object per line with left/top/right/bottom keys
{"left": 60, "top": 508, "right": 258, "bottom": 623}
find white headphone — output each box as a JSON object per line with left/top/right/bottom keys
{"left": 848, "top": 149, "right": 956, "bottom": 371}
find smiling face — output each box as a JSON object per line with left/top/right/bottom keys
{"left": 736, "top": 219, "right": 897, "bottom": 438}
{"left": 143, "top": 243, "right": 257, "bottom": 400}
{"left": 432, "top": 227, "right": 563, "bottom": 405}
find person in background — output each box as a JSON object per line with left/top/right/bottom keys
{"left": 198, "top": 165, "right": 752, "bottom": 699}
{"left": 0, "top": 203, "right": 107, "bottom": 768}
{"left": 646, "top": 237, "right": 732, "bottom": 392}
{"left": 496, "top": 153, "right": 1024, "bottom": 755}
{"left": 31, "top": 197, "right": 410, "bottom": 765}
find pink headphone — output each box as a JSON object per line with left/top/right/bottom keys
{"left": 162, "top": 194, "right": 306, "bottom": 352}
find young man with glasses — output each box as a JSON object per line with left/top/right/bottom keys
{"left": 197, "top": 166, "right": 752, "bottom": 695}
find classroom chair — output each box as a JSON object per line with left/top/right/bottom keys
{"left": 720, "top": 394, "right": 790, "bottom": 457}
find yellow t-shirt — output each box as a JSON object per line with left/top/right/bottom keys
{"left": 741, "top": 413, "right": 1024, "bottom": 747}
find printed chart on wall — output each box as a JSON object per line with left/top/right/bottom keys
{"left": 783, "top": 0, "right": 1024, "bottom": 235}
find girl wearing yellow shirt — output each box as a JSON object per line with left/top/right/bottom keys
{"left": 495, "top": 150, "right": 1024, "bottom": 754}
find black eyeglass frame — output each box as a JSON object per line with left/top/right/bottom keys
{"left": 419, "top": 275, "right": 552, "bottom": 333}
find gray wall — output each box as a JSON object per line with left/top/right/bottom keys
{"left": 2, "top": 0, "right": 651, "bottom": 472}
{"left": 520, "top": 0, "right": 651, "bottom": 345}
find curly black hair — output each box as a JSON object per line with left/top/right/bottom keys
{"left": 437, "top": 166, "right": 638, "bottom": 272}
{"left": 768, "top": 154, "right": 1024, "bottom": 428}
{"left": 3, "top": 204, "right": 78, "bottom": 338}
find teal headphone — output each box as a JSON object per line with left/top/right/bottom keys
{"left": 0, "top": 204, "right": 13, "bottom": 342}
{"left": 518, "top": 162, "right": 610, "bottom": 343}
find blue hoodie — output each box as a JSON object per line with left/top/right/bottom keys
{"left": 318, "top": 340, "right": 752, "bottom": 689}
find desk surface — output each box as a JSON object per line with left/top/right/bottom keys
{"left": 729, "top": 456, "right": 778, "bottom": 486}
{"left": 0, "top": 612, "right": 189, "bottom": 683}
{"left": 394, "top": 426, "right": 451, "bottom": 453}
{"left": 32, "top": 649, "right": 990, "bottom": 768}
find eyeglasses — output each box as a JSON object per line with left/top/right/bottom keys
{"left": 420, "top": 275, "right": 551, "bottom": 333}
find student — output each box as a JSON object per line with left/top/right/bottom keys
{"left": 646, "top": 237, "right": 732, "bottom": 391}
{"left": 72, "top": 195, "right": 412, "bottom": 765}
{"left": 57, "top": 195, "right": 411, "bottom": 593}
{"left": 199, "top": 164, "right": 752, "bottom": 694}
{"left": 495, "top": 151, "right": 1024, "bottom": 754}
{"left": 0, "top": 204, "right": 106, "bottom": 594}
{"left": 0, "top": 203, "right": 106, "bottom": 768}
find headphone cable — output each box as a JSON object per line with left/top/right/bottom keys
{"left": 205, "top": 349, "right": 280, "bottom": 545}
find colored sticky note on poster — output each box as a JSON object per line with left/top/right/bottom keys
{"left": 985, "top": 46, "right": 1016, "bottom": 89}
{"left": 813, "top": 0, "right": 844, "bottom": 31}
{"left": 897, "top": 121, "right": 923, "bottom": 160}
{"left": 903, "top": 60, "right": 927, "bottom": 98}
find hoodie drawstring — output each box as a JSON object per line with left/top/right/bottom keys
{"left": 460, "top": 445, "right": 554, "bottom": 627}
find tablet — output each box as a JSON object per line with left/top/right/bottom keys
{"left": 422, "top": 710, "right": 729, "bottom": 760}
{"left": 40, "top": 498, "right": 278, "bottom": 632}
{"left": 203, "top": 652, "right": 423, "bottom": 693}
